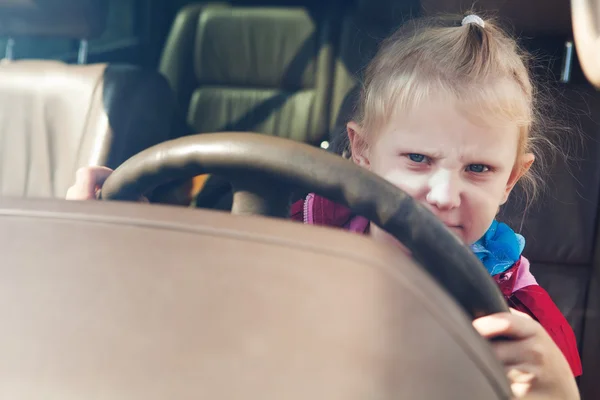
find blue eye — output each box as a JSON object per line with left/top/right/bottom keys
{"left": 408, "top": 154, "right": 427, "bottom": 163}
{"left": 467, "top": 164, "right": 489, "bottom": 173}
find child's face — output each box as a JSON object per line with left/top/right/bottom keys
{"left": 348, "top": 100, "right": 534, "bottom": 245}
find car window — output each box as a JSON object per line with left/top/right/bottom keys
{"left": 0, "top": 0, "right": 138, "bottom": 62}
{"left": 0, "top": 36, "right": 73, "bottom": 60}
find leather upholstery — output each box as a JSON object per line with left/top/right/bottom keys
{"left": 159, "top": 3, "right": 228, "bottom": 111}
{"left": 0, "top": 197, "right": 512, "bottom": 399}
{"left": 0, "top": 0, "right": 108, "bottom": 38}
{"left": 0, "top": 61, "right": 180, "bottom": 198}
{"left": 159, "top": 4, "right": 334, "bottom": 145}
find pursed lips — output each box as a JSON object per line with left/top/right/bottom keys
{"left": 437, "top": 217, "right": 462, "bottom": 231}
{"left": 444, "top": 225, "right": 465, "bottom": 241}
{"left": 441, "top": 222, "right": 464, "bottom": 236}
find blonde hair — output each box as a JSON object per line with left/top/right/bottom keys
{"left": 351, "top": 14, "right": 557, "bottom": 204}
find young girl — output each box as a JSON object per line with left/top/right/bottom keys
{"left": 67, "top": 14, "right": 582, "bottom": 399}
{"left": 292, "top": 9, "right": 582, "bottom": 386}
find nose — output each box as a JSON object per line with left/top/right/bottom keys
{"left": 425, "top": 169, "right": 461, "bottom": 211}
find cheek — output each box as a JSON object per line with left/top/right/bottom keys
{"left": 368, "top": 147, "right": 428, "bottom": 196}
{"left": 463, "top": 181, "right": 512, "bottom": 242}
{"left": 374, "top": 167, "right": 428, "bottom": 198}
{"left": 466, "top": 194, "right": 498, "bottom": 236}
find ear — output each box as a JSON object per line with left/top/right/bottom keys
{"left": 500, "top": 153, "right": 535, "bottom": 204}
{"left": 347, "top": 121, "right": 370, "bottom": 168}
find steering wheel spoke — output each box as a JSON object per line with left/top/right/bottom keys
{"left": 230, "top": 173, "right": 294, "bottom": 218}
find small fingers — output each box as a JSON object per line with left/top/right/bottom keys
{"left": 66, "top": 166, "right": 113, "bottom": 200}
{"left": 79, "top": 166, "right": 113, "bottom": 188}
{"left": 506, "top": 366, "right": 537, "bottom": 398}
{"left": 473, "top": 311, "right": 541, "bottom": 341}
{"left": 490, "top": 336, "right": 547, "bottom": 368}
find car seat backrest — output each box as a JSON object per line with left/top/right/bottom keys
{"left": 0, "top": 60, "right": 184, "bottom": 198}
{"left": 0, "top": 61, "right": 108, "bottom": 197}
{"left": 159, "top": 4, "right": 335, "bottom": 145}
{"left": 0, "top": 0, "right": 184, "bottom": 198}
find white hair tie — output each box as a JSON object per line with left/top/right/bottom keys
{"left": 462, "top": 14, "right": 485, "bottom": 28}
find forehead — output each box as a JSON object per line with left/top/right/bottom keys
{"left": 376, "top": 100, "right": 521, "bottom": 162}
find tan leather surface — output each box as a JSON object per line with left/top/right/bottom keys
{"left": 159, "top": 4, "right": 334, "bottom": 145}
{"left": 0, "top": 197, "right": 511, "bottom": 399}
{"left": 0, "top": 60, "right": 179, "bottom": 199}
{"left": 421, "top": 0, "right": 571, "bottom": 35}
{"left": 0, "top": 60, "right": 110, "bottom": 198}
{"left": 0, "top": 0, "right": 107, "bottom": 38}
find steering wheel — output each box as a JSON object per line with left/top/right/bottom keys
{"left": 101, "top": 132, "right": 509, "bottom": 320}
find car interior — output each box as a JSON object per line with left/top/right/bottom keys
{"left": 1, "top": 0, "right": 599, "bottom": 398}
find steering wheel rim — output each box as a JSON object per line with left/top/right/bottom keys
{"left": 101, "top": 132, "right": 509, "bottom": 320}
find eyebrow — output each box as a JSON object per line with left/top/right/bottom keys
{"left": 396, "top": 146, "right": 443, "bottom": 158}
{"left": 398, "top": 145, "right": 505, "bottom": 166}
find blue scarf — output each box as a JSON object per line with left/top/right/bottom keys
{"left": 470, "top": 220, "right": 525, "bottom": 276}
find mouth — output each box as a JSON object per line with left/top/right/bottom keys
{"left": 444, "top": 225, "right": 464, "bottom": 235}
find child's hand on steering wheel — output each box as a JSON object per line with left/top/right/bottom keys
{"left": 66, "top": 166, "right": 148, "bottom": 202}
{"left": 473, "top": 309, "right": 580, "bottom": 400}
